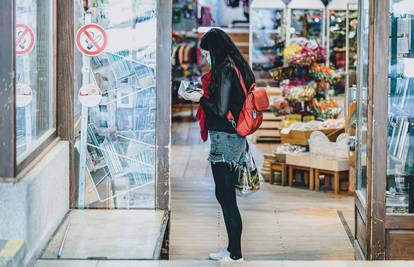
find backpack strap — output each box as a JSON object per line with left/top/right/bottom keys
{"left": 227, "top": 66, "right": 252, "bottom": 126}
{"left": 232, "top": 65, "right": 254, "bottom": 97}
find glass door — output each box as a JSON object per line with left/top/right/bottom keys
{"left": 354, "top": 0, "right": 370, "bottom": 259}
{"left": 386, "top": 0, "right": 414, "bottom": 216}
{"left": 73, "top": 0, "right": 158, "bottom": 209}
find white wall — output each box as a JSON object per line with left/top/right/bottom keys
{"left": 199, "top": 0, "right": 246, "bottom": 27}
{"left": 217, "top": 0, "right": 246, "bottom": 26}
{"left": 0, "top": 141, "right": 70, "bottom": 266}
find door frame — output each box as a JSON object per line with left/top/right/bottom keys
{"left": 354, "top": 0, "right": 389, "bottom": 260}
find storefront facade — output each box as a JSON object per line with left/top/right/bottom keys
{"left": 0, "top": 0, "right": 414, "bottom": 265}
{"left": 354, "top": 0, "right": 414, "bottom": 260}
{"left": 0, "top": 0, "right": 171, "bottom": 265}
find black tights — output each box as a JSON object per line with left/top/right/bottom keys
{"left": 211, "top": 162, "right": 242, "bottom": 260}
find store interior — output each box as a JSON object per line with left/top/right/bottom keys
{"left": 170, "top": 0, "right": 359, "bottom": 260}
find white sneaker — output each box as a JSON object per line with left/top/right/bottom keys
{"left": 209, "top": 248, "right": 230, "bottom": 261}
{"left": 220, "top": 255, "right": 244, "bottom": 262}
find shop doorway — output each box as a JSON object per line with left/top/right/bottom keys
{"left": 39, "top": 0, "right": 169, "bottom": 261}
{"left": 170, "top": 0, "right": 358, "bottom": 261}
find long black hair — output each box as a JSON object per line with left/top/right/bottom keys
{"left": 200, "top": 28, "right": 255, "bottom": 94}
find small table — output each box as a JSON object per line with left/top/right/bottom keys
{"left": 314, "top": 169, "right": 349, "bottom": 194}
{"left": 270, "top": 162, "right": 287, "bottom": 186}
{"left": 288, "top": 165, "right": 315, "bottom": 190}
{"left": 285, "top": 152, "right": 350, "bottom": 194}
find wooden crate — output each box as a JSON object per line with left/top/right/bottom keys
{"left": 263, "top": 112, "right": 283, "bottom": 121}
{"left": 253, "top": 129, "right": 281, "bottom": 143}
{"left": 286, "top": 152, "right": 350, "bottom": 172}
{"left": 281, "top": 128, "right": 345, "bottom": 146}
{"left": 261, "top": 120, "right": 283, "bottom": 129}
{"left": 274, "top": 153, "right": 287, "bottom": 163}
{"left": 252, "top": 108, "right": 284, "bottom": 143}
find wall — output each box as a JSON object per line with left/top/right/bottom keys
{"left": 217, "top": 0, "right": 246, "bottom": 26}
{"left": 198, "top": 0, "right": 246, "bottom": 27}
{"left": 0, "top": 141, "right": 70, "bottom": 266}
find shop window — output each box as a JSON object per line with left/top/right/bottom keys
{"left": 15, "top": 0, "right": 55, "bottom": 163}
{"left": 386, "top": 0, "right": 414, "bottom": 214}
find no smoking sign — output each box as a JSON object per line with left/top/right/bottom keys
{"left": 16, "top": 24, "right": 35, "bottom": 55}
{"left": 76, "top": 24, "right": 107, "bottom": 56}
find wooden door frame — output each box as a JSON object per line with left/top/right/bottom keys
{"left": 354, "top": 0, "right": 389, "bottom": 260}
{"left": 368, "top": 0, "right": 389, "bottom": 260}
{"left": 56, "top": 0, "right": 76, "bottom": 207}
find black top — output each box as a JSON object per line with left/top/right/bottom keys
{"left": 200, "top": 58, "right": 246, "bottom": 133}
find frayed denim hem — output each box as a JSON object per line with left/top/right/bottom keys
{"left": 207, "top": 153, "right": 244, "bottom": 172}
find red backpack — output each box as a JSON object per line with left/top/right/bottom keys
{"left": 227, "top": 66, "right": 269, "bottom": 137}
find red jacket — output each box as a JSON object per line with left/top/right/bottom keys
{"left": 196, "top": 71, "right": 212, "bottom": 142}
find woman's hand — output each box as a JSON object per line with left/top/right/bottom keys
{"left": 184, "top": 91, "right": 203, "bottom": 102}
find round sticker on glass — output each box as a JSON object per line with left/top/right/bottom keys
{"left": 78, "top": 84, "right": 102, "bottom": 107}
{"left": 16, "top": 83, "right": 33, "bottom": 107}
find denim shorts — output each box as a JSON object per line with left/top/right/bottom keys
{"left": 208, "top": 130, "right": 246, "bottom": 170}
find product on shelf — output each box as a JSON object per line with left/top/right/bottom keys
{"left": 270, "top": 96, "right": 292, "bottom": 116}
{"left": 309, "top": 98, "right": 342, "bottom": 119}
{"left": 309, "top": 63, "right": 341, "bottom": 85}
{"left": 283, "top": 81, "right": 317, "bottom": 102}
{"left": 283, "top": 39, "right": 325, "bottom": 67}
{"left": 273, "top": 143, "right": 307, "bottom": 154}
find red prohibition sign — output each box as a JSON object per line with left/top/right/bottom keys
{"left": 76, "top": 24, "right": 108, "bottom": 56}
{"left": 16, "top": 24, "right": 35, "bottom": 55}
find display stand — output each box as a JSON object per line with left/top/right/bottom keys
{"left": 287, "top": 0, "right": 325, "bottom": 47}
{"left": 344, "top": 0, "right": 358, "bottom": 115}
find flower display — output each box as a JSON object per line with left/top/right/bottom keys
{"left": 270, "top": 96, "right": 292, "bottom": 116}
{"left": 270, "top": 37, "right": 344, "bottom": 122}
{"left": 283, "top": 42, "right": 326, "bottom": 66}
{"left": 283, "top": 81, "right": 317, "bottom": 102}
{"left": 309, "top": 63, "right": 341, "bottom": 85}
{"left": 309, "top": 98, "right": 342, "bottom": 119}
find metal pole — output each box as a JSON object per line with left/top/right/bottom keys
{"left": 345, "top": 3, "right": 351, "bottom": 116}
{"left": 25, "top": 105, "right": 32, "bottom": 148}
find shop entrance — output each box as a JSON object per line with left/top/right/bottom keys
{"left": 170, "top": 0, "right": 359, "bottom": 260}
{"left": 39, "top": 0, "right": 169, "bottom": 261}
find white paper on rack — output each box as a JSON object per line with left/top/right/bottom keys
{"left": 178, "top": 81, "right": 190, "bottom": 100}
{"left": 178, "top": 80, "right": 202, "bottom": 100}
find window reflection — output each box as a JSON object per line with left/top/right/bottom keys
{"left": 15, "top": 0, "right": 55, "bottom": 162}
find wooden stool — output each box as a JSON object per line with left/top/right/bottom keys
{"left": 314, "top": 169, "right": 349, "bottom": 194}
{"left": 270, "top": 162, "right": 286, "bottom": 186}
{"left": 287, "top": 165, "right": 315, "bottom": 190}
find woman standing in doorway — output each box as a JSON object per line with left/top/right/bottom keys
{"left": 184, "top": 28, "right": 255, "bottom": 262}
